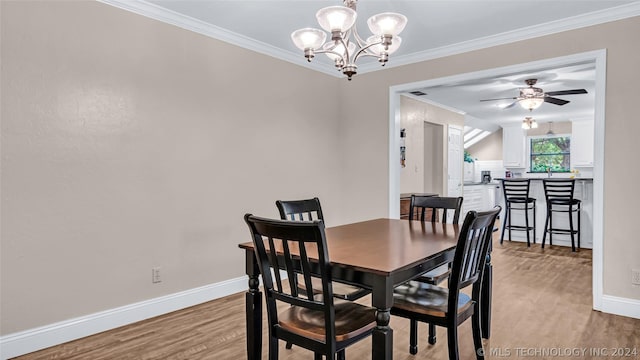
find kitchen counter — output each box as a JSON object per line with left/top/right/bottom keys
{"left": 464, "top": 182, "right": 500, "bottom": 186}
{"left": 497, "top": 178, "right": 593, "bottom": 249}
{"left": 495, "top": 177, "right": 593, "bottom": 181}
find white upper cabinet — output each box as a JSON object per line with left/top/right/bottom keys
{"left": 571, "top": 119, "right": 594, "bottom": 167}
{"left": 502, "top": 124, "right": 526, "bottom": 168}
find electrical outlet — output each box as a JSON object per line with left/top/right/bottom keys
{"left": 152, "top": 267, "right": 162, "bottom": 283}
{"left": 632, "top": 269, "right": 640, "bottom": 285}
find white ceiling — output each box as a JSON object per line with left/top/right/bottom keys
{"left": 102, "top": 0, "right": 640, "bottom": 127}
{"left": 405, "top": 61, "right": 597, "bottom": 131}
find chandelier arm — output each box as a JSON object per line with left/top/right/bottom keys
{"left": 314, "top": 48, "right": 345, "bottom": 62}
{"left": 336, "top": 37, "right": 351, "bottom": 65}
{"left": 357, "top": 53, "right": 381, "bottom": 58}
{"left": 353, "top": 42, "right": 382, "bottom": 62}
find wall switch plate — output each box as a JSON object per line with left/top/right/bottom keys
{"left": 152, "top": 267, "right": 162, "bottom": 283}
{"left": 632, "top": 269, "right": 640, "bottom": 285}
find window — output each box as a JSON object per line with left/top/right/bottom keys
{"left": 529, "top": 136, "right": 571, "bottom": 173}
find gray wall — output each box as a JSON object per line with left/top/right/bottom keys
{"left": 1, "top": 1, "right": 343, "bottom": 334}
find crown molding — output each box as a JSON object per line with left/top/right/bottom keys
{"left": 98, "top": 0, "right": 640, "bottom": 78}
{"left": 97, "top": 0, "right": 341, "bottom": 77}
{"left": 358, "top": 2, "right": 640, "bottom": 74}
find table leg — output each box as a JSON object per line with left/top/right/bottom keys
{"left": 371, "top": 279, "right": 393, "bottom": 360}
{"left": 373, "top": 309, "right": 393, "bottom": 360}
{"left": 245, "top": 251, "right": 262, "bottom": 360}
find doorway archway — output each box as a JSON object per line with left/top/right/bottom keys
{"left": 387, "top": 49, "right": 606, "bottom": 310}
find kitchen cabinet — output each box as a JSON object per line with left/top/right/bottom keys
{"left": 462, "top": 184, "right": 499, "bottom": 216}
{"left": 463, "top": 186, "right": 486, "bottom": 214}
{"left": 571, "top": 119, "right": 594, "bottom": 167}
{"left": 502, "top": 124, "right": 526, "bottom": 168}
{"left": 400, "top": 197, "right": 411, "bottom": 219}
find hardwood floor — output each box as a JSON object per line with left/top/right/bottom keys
{"left": 13, "top": 241, "right": 640, "bottom": 359}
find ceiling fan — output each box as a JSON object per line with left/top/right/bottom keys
{"left": 480, "top": 78, "right": 588, "bottom": 110}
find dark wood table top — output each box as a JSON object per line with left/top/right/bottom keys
{"left": 239, "top": 218, "right": 459, "bottom": 276}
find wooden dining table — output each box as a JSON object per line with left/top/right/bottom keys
{"left": 238, "top": 218, "right": 493, "bottom": 360}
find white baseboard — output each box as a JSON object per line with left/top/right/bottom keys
{"left": 600, "top": 294, "right": 640, "bottom": 319}
{"left": 0, "top": 276, "right": 248, "bottom": 360}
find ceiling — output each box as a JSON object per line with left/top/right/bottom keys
{"left": 405, "top": 61, "right": 597, "bottom": 132}
{"left": 103, "top": 0, "right": 639, "bottom": 128}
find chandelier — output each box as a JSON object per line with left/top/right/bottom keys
{"left": 522, "top": 116, "right": 538, "bottom": 130}
{"left": 290, "top": 0, "right": 407, "bottom": 80}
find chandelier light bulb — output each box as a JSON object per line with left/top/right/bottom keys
{"left": 316, "top": 6, "right": 357, "bottom": 33}
{"left": 291, "top": 28, "right": 327, "bottom": 50}
{"left": 323, "top": 41, "right": 357, "bottom": 62}
{"left": 367, "top": 12, "right": 408, "bottom": 36}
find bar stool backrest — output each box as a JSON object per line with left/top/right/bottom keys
{"left": 542, "top": 179, "right": 576, "bottom": 202}
{"left": 501, "top": 179, "right": 531, "bottom": 200}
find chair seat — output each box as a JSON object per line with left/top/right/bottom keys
{"left": 297, "top": 275, "right": 368, "bottom": 300}
{"left": 416, "top": 265, "right": 451, "bottom": 285}
{"left": 393, "top": 282, "right": 472, "bottom": 318}
{"left": 548, "top": 198, "right": 581, "bottom": 206}
{"left": 279, "top": 299, "right": 376, "bottom": 342}
{"left": 506, "top": 197, "right": 536, "bottom": 203}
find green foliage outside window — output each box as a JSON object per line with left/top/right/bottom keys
{"left": 530, "top": 136, "right": 571, "bottom": 173}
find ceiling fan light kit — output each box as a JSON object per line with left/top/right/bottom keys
{"left": 291, "top": 0, "right": 407, "bottom": 80}
{"left": 519, "top": 96, "right": 544, "bottom": 111}
{"left": 480, "top": 78, "right": 588, "bottom": 109}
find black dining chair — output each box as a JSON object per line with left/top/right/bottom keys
{"left": 276, "top": 198, "right": 370, "bottom": 302}
{"left": 244, "top": 214, "right": 376, "bottom": 360}
{"left": 409, "top": 195, "right": 464, "bottom": 225}
{"left": 392, "top": 206, "right": 501, "bottom": 360}
{"left": 408, "top": 195, "right": 464, "bottom": 344}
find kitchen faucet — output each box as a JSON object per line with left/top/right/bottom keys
{"left": 547, "top": 166, "right": 552, "bottom": 178}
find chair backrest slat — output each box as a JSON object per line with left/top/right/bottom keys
{"left": 298, "top": 240, "right": 315, "bottom": 300}
{"left": 280, "top": 238, "right": 298, "bottom": 296}
{"left": 409, "top": 196, "right": 464, "bottom": 224}
{"left": 267, "top": 236, "right": 284, "bottom": 292}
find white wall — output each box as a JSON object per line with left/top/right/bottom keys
{"left": 399, "top": 96, "right": 463, "bottom": 194}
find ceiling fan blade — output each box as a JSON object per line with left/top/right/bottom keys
{"left": 479, "top": 97, "right": 517, "bottom": 102}
{"left": 545, "top": 89, "right": 588, "bottom": 96}
{"left": 544, "top": 97, "right": 570, "bottom": 105}
{"left": 503, "top": 101, "right": 518, "bottom": 109}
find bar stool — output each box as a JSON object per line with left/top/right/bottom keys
{"left": 542, "top": 178, "right": 581, "bottom": 252}
{"left": 500, "top": 179, "right": 536, "bottom": 247}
